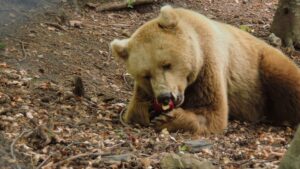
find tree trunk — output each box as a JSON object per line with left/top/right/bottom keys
{"left": 279, "top": 126, "right": 300, "bottom": 169}
{"left": 271, "top": 0, "right": 300, "bottom": 49}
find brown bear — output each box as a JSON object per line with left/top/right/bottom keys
{"left": 110, "top": 5, "right": 300, "bottom": 135}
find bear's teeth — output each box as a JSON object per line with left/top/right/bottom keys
{"left": 162, "top": 104, "right": 170, "bottom": 111}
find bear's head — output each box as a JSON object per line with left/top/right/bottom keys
{"left": 111, "top": 5, "right": 203, "bottom": 107}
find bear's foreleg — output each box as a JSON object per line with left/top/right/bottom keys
{"left": 123, "top": 84, "right": 152, "bottom": 126}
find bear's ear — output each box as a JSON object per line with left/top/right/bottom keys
{"left": 110, "top": 39, "right": 129, "bottom": 61}
{"left": 158, "top": 5, "right": 178, "bottom": 29}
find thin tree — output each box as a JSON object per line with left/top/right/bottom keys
{"left": 271, "top": 0, "right": 300, "bottom": 49}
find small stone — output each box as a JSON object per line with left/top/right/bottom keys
{"left": 268, "top": 33, "right": 282, "bottom": 47}
{"left": 26, "top": 111, "right": 34, "bottom": 119}
{"left": 37, "top": 54, "right": 44, "bottom": 58}
{"left": 91, "top": 97, "right": 98, "bottom": 103}
{"left": 28, "top": 33, "right": 36, "bottom": 37}
{"left": 102, "top": 153, "right": 134, "bottom": 163}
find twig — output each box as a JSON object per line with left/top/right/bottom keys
{"left": 19, "top": 41, "right": 27, "bottom": 61}
{"left": 51, "top": 152, "right": 108, "bottom": 167}
{"left": 82, "top": 97, "right": 99, "bottom": 109}
{"left": 96, "top": 0, "right": 156, "bottom": 12}
{"left": 44, "top": 22, "right": 67, "bottom": 31}
{"left": 10, "top": 130, "right": 31, "bottom": 169}
{"left": 36, "top": 154, "right": 52, "bottom": 169}
{"left": 269, "top": 151, "right": 285, "bottom": 157}
{"left": 107, "top": 141, "right": 126, "bottom": 151}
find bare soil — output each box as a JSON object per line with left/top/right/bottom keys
{"left": 0, "top": 0, "right": 299, "bottom": 168}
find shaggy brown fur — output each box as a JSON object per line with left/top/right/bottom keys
{"left": 110, "top": 5, "right": 300, "bottom": 135}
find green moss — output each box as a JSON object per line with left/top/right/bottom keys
{"left": 0, "top": 42, "right": 5, "bottom": 50}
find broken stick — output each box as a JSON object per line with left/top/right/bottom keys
{"left": 96, "top": 0, "right": 156, "bottom": 12}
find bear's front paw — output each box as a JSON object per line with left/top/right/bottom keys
{"left": 149, "top": 108, "right": 181, "bottom": 132}
{"left": 150, "top": 111, "right": 174, "bottom": 127}
{"left": 149, "top": 108, "right": 209, "bottom": 135}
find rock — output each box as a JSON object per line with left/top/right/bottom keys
{"left": 181, "top": 154, "right": 215, "bottom": 169}
{"left": 184, "top": 140, "right": 212, "bottom": 153}
{"left": 268, "top": 33, "right": 282, "bottom": 48}
{"left": 102, "top": 153, "right": 135, "bottom": 163}
{"left": 279, "top": 126, "right": 300, "bottom": 169}
{"left": 160, "top": 153, "right": 215, "bottom": 169}
{"left": 160, "top": 153, "right": 184, "bottom": 169}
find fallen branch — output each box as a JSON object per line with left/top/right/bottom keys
{"left": 96, "top": 0, "right": 156, "bottom": 12}
{"left": 50, "top": 152, "right": 110, "bottom": 167}
{"left": 44, "top": 22, "right": 67, "bottom": 31}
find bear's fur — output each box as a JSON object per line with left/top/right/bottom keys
{"left": 110, "top": 5, "right": 300, "bottom": 135}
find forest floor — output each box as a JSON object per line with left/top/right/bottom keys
{"left": 1, "top": 0, "right": 300, "bottom": 168}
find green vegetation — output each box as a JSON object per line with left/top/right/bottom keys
{"left": 0, "top": 42, "right": 5, "bottom": 50}
{"left": 239, "top": 25, "right": 252, "bottom": 32}
{"left": 127, "top": 0, "right": 135, "bottom": 8}
{"left": 178, "top": 145, "right": 189, "bottom": 152}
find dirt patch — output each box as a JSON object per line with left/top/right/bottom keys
{"left": 0, "top": 0, "right": 299, "bottom": 168}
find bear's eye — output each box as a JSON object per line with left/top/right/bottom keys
{"left": 162, "top": 64, "right": 172, "bottom": 70}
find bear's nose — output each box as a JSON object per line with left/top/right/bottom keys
{"left": 157, "top": 93, "right": 173, "bottom": 105}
